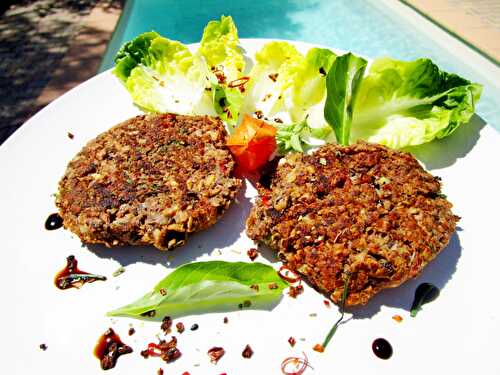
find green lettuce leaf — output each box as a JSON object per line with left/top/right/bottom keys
{"left": 324, "top": 53, "right": 368, "bottom": 145}
{"left": 351, "top": 57, "right": 483, "bottom": 148}
{"left": 198, "top": 15, "right": 246, "bottom": 129}
{"left": 107, "top": 261, "right": 288, "bottom": 319}
{"left": 113, "top": 32, "right": 212, "bottom": 114}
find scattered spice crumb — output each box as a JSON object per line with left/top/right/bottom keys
{"left": 299, "top": 338, "right": 306, "bottom": 341}
{"left": 39, "top": 343, "right": 48, "bottom": 351}
{"left": 247, "top": 248, "right": 258, "bottom": 261}
{"left": 140, "top": 310, "right": 156, "bottom": 318}
{"left": 392, "top": 314, "right": 403, "bottom": 323}
{"left": 67, "top": 132, "right": 74, "bottom": 139}
{"left": 268, "top": 73, "right": 279, "bottom": 82}
{"left": 223, "top": 317, "right": 228, "bottom": 324}
{"left": 288, "top": 284, "right": 304, "bottom": 298}
{"left": 142, "top": 337, "right": 182, "bottom": 363}
{"left": 161, "top": 316, "right": 172, "bottom": 334}
{"left": 288, "top": 337, "right": 296, "bottom": 347}
{"left": 274, "top": 118, "right": 283, "bottom": 123}
{"left": 250, "top": 284, "right": 260, "bottom": 292}
{"left": 242, "top": 344, "right": 254, "bottom": 358}
{"left": 255, "top": 110, "right": 264, "bottom": 119}
{"left": 157, "top": 369, "right": 164, "bottom": 375}
{"left": 207, "top": 347, "right": 225, "bottom": 364}
{"left": 128, "top": 327, "right": 135, "bottom": 336}
{"left": 309, "top": 313, "right": 317, "bottom": 317}
{"left": 159, "top": 288, "right": 167, "bottom": 296}
{"left": 313, "top": 343, "right": 325, "bottom": 353}
{"left": 112, "top": 267, "right": 125, "bottom": 277}
{"left": 323, "top": 300, "right": 331, "bottom": 308}
{"left": 176, "top": 322, "right": 185, "bottom": 333}
{"left": 268, "top": 282, "right": 279, "bottom": 290}
{"left": 190, "top": 323, "right": 199, "bottom": 331}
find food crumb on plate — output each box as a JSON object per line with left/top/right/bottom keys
{"left": 392, "top": 314, "right": 403, "bottom": 323}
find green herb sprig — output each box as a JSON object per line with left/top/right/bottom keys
{"left": 322, "top": 273, "right": 351, "bottom": 348}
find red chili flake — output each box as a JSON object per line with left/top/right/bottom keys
{"left": 228, "top": 76, "right": 250, "bottom": 88}
{"left": 268, "top": 282, "right": 279, "bottom": 290}
{"left": 288, "top": 284, "right": 304, "bottom": 298}
{"left": 268, "top": 73, "right": 279, "bottom": 82}
{"left": 242, "top": 344, "right": 254, "bottom": 358}
{"left": 128, "top": 327, "right": 135, "bottom": 336}
{"left": 247, "top": 248, "right": 259, "bottom": 261}
{"left": 143, "top": 337, "right": 182, "bottom": 363}
{"left": 219, "top": 161, "right": 228, "bottom": 174}
{"left": 223, "top": 317, "right": 229, "bottom": 324}
{"left": 182, "top": 372, "right": 191, "bottom": 375}
{"left": 261, "top": 194, "right": 271, "bottom": 207}
{"left": 176, "top": 322, "right": 185, "bottom": 333}
{"left": 250, "top": 284, "right": 260, "bottom": 292}
{"left": 157, "top": 369, "right": 164, "bottom": 375}
{"left": 207, "top": 346, "right": 225, "bottom": 364}
{"left": 281, "top": 352, "right": 312, "bottom": 375}
{"left": 392, "top": 314, "right": 403, "bottom": 323}
{"left": 288, "top": 337, "right": 296, "bottom": 347}
{"left": 323, "top": 300, "right": 331, "bottom": 308}
{"left": 67, "top": 132, "right": 74, "bottom": 139}
{"left": 312, "top": 343, "right": 325, "bottom": 353}
{"left": 161, "top": 316, "right": 172, "bottom": 334}
{"left": 278, "top": 266, "right": 301, "bottom": 283}
{"left": 159, "top": 288, "right": 167, "bottom": 296}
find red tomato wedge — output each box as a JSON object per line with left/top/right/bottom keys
{"left": 227, "top": 114, "right": 277, "bottom": 172}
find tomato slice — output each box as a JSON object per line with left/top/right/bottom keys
{"left": 227, "top": 114, "right": 277, "bottom": 172}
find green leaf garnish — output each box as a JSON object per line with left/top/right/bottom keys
{"left": 322, "top": 273, "right": 351, "bottom": 348}
{"left": 324, "top": 53, "right": 367, "bottom": 145}
{"left": 107, "top": 261, "right": 288, "bottom": 320}
{"left": 410, "top": 282, "right": 440, "bottom": 317}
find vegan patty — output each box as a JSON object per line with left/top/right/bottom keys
{"left": 57, "top": 113, "right": 242, "bottom": 250}
{"left": 246, "top": 142, "right": 458, "bottom": 305}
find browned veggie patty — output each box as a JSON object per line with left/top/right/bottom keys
{"left": 57, "top": 113, "right": 242, "bottom": 250}
{"left": 246, "top": 142, "right": 458, "bottom": 305}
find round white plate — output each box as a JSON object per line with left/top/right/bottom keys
{"left": 1, "top": 39, "right": 499, "bottom": 375}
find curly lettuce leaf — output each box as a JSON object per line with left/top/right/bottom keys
{"left": 324, "top": 52, "right": 368, "bottom": 145}
{"left": 113, "top": 32, "right": 212, "bottom": 114}
{"left": 351, "top": 57, "right": 483, "bottom": 148}
{"left": 107, "top": 261, "right": 287, "bottom": 319}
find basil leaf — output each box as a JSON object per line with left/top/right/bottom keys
{"left": 107, "top": 261, "right": 288, "bottom": 319}
{"left": 324, "top": 53, "right": 367, "bottom": 145}
{"left": 410, "top": 282, "right": 440, "bottom": 317}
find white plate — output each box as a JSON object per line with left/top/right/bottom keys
{"left": 1, "top": 39, "right": 499, "bottom": 375}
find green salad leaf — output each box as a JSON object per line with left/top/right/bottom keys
{"left": 324, "top": 53, "right": 368, "bottom": 145}
{"left": 199, "top": 16, "right": 246, "bottom": 129}
{"left": 107, "top": 261, "right": 288, "bottom": 320}
{"left": 351, "top": 57, "right": 483, "bottom": 149}
{"left": 113, "top": 32, "right": 212, "bottom": 114}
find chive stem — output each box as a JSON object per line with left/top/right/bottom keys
{"left": 322, "top": 273, "right": 350, "bottom": 348}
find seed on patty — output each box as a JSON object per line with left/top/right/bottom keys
{"left": 246, "top": 142, "right": 459, "bottom": 306}
{"left": 56, "top": 114, "right": 242, "bottom": 250}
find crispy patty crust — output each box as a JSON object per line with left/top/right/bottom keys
{"left": 246, "top": 142, "right": 458, "bottom": 305}
{"left": 57, "top": 113, "right": 242, "bottom": 250}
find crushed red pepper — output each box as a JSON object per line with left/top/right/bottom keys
{"left": 288, "top": 337, "right": 296, "bottom": 347}
{"left": 242, "top": 344, "right": 254, "bottom": 358}
{"left": 247, "top": 248, "right": 259, "bottom": 261}
{"left": 161, "top": 316, "right": 172, "bottom": 334}
{"left": 207, "top": 347, "right": 225, "bottom": 364}
{"left": 288, "top": 284, "right": 304, "bottom": 298}
{"left": 176, "top": 322, "right": 185, "bottom": 333}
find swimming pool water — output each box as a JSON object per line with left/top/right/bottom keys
{"left": 100, "top": 0, "right": 499, "bottom": 131}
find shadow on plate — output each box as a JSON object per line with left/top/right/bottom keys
{"left": 405, "top": 114, "right": 486, "bottom": 170}
{"left": 348, "top": 230, "right": 462, "bottom": 319}
{"left": 87, "top": 180, "right": 253, "bottom": 268}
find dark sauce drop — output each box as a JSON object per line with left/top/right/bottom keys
{"left": 45, "top": 213, "right": 63, "bottom": 230}
{"left": 94, "top": 328, "right": 133, "bottom": 370}
{"left": 54, "top": 255, "right": 106, "bottom": 290}
{"left": 372, "top": 338, "right": 393, "bottom": 359}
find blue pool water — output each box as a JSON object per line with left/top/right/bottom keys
{"left": 100, "top": 0, "right": 499, "bottom": 130}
